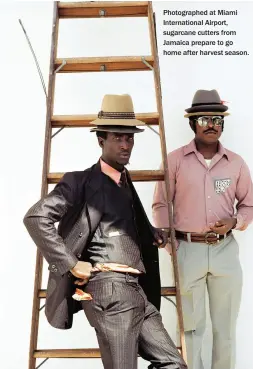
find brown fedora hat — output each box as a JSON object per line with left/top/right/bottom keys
{"left": 184, "top": 89, "right": 230, "bottom": 118}
{"left": 90, "top": 94, "right": 145, "bottom": 133}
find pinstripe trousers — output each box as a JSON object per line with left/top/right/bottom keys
{"left": 82, "top": 272, "right": 187, "bottom": 369}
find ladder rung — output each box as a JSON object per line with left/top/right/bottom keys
{"left": 52, "top": 112, "right": 159, "bottom": 127}
{"left": 55, "top": 56, "right": 154, "bottom": 73}
{"left": 48, "top": 170, "right": 164, "bottom": 184}
{"left": 34, "top": 347, "right": 182, "bottom": 358}
{"left": 39, "top": 290, "right": 46, "bottom": 298}
{"left": 38, "top": 286, "right": 175, "bottom": 299}
{"left": 34, "top": 349, "right": 100, "bottom": 358}
{"left": 161, "top": 286, "right": 176, "bottom": 296}
{"left": 58, "top": 2, "right": 149, "bottom": 18}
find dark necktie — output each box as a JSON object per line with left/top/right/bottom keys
{"left": 119, "top": 171, "right": 128, "bottom": 188}
{"left": 119, "top": 171, "right": 132, "bottom": 199}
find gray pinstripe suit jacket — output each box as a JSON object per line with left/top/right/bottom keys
{"left": 23, "top": 162, "right": 161, "bottom": 329}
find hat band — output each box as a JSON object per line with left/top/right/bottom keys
{"left": 98, "top": 110, "right": 136, "bottom": 119}
{"left": 192, "top": 102, "right": 221, "bottom": 107}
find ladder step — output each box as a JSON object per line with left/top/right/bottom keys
{"left": 48, "top": 170, "right": 164, "bottom": 184}
{"left": 52, "top": 112, "right": 159, "bottom": 127}
{"left": 34, "top": 349, "right": 100, "bottom": 358}
{"left": 58, "top": 2, "right": 149, "bottom": 18}
{"left": 161, "top": 286, "right": 177, "bottom": 296}
{"left": 55, "top": 56, "right": 154, "bottom": 73}
{"left": 34, "top": 346, "right": 181, "bottom": 358}
{"left": 38, "top": 287, "right": 175, "bottom": 299}
{"left": 39, "top": 290, "right": 46, "bottom": 298}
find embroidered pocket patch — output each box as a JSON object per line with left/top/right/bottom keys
{"left": 214, "top": 178, "right": 231, "bottom": 194}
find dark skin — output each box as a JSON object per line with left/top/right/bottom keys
{"left": 190, "top": 117, "right": 236, "bottom": 235}
{"left": 98, "top": 132, "right": 134, "bottom": 170}
{"left": 71, "top": 131, "right": 168, "bottom": 284}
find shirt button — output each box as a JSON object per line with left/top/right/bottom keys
{"left": 79, "top": 232, "right": 83, "bottom": 237}
{"left": 77, "top": 253, "right": 81, "bottom": 258}
{"left": 209, "top": 210, "right": 211, "bottom": 212}
{"left": 208, "top": 196, "right": 211, "bottom": 199}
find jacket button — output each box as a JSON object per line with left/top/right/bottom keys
{"left": 79, "top": 232, "right": 83, "bottom": 237}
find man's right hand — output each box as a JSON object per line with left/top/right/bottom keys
{"left": 70, "top": 261, "right": 93, "bottom": 286}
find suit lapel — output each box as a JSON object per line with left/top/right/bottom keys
{"left": 84, "top": 161, "right": 104, "bottom": 236}
{"left": 125, "top": 169, "right": 155, "bottom": 240}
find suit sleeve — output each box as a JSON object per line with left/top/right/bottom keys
{"left": 23, "top": 172, "right": 79, "bottom": 276}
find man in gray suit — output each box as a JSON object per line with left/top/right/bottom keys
{"left": 24, "top": 94, "right": 187, "bottom": 369}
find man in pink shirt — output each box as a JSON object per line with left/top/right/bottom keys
{"left": 152, "top": 89, "right": 253, "bottom": 369}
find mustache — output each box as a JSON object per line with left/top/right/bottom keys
{"left": 204, "top": 129, "right": 217, "bottom": 133}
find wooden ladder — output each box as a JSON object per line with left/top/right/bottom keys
{"left": 28, "top": 2, "right": 186, "bottom": 368}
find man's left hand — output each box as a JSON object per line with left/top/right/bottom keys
{"left": 210, "top": 217, "right": 236, "bottom": 235}
{"left": 153, "top": 228, "right": 170, "bottom": 248}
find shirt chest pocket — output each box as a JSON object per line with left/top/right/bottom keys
{"left": 213, "top": 178, "right": 232, "bottom": 194}
{"left": 212, "top": 174, "right": 238, "bottom": 203}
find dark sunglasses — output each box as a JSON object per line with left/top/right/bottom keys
{"left": 195, "top": 116, "right": 224, "bottom": 127}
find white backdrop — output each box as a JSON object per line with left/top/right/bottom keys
{"left": 1, "top": 2, "right": 253, "bottom": 369}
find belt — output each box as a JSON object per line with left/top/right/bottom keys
{"left": 92, "top": 262, "right": 141, "bottom": 274}
{"left": 175, "top": 230, "right": 232, "bottom": 245}
{"left": 72, "top": 262, "right": 141, "bottom": 302}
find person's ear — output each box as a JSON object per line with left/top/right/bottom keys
{"left": 189, "top": 120, "right": 195, "bottom": 132}
{"left": 98, "top": 137, "right": 104, "bottom": 148}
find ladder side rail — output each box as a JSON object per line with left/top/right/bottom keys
{"left": 28, "top": 3, "right": 59, "bottom": 369}
{"left": 147, "top": 1, "right": 187, "bottom": 363}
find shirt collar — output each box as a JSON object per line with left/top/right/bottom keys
{"left": 183, "top": 139, "right": 230, "bottom": 161}
{"left": 100, "top": 159, "right": 123, "bottom": 184}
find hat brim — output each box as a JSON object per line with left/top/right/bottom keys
{"left": 185, "top": 104, "right": 228, "bottom": 113}
{"left": 184, "top": 111, "right": 230, "bottom": 118}
{"left": 90, "top": 125, "right": 144, "bottom": 133}
{"left": 90, "top": 118, "right": 146, "bottom": 126}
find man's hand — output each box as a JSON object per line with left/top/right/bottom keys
{"left": 153, "top": 228, "right": 170, "bottom": 248}
{"left": 164, "top": 238, "right": 180, "bottom": 255}
{"left": 210, "top": 217, "right": 236, "bottom": 235}
{"left": 70, "top": 261, "right": 93, "bottom": 286}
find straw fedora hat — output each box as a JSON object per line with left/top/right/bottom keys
{"left": 184, "top": 89, "right": 230, "bottom": 118}
{"left": 90, "top": 94, "right": 145, "bottom": 133}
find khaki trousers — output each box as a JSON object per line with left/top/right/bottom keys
{"left": 177, "top": 234, "right": 242, "bottom": 369}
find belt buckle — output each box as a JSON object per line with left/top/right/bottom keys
{"left": 205, "top": 232, "right": 218, "bottom": 245}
